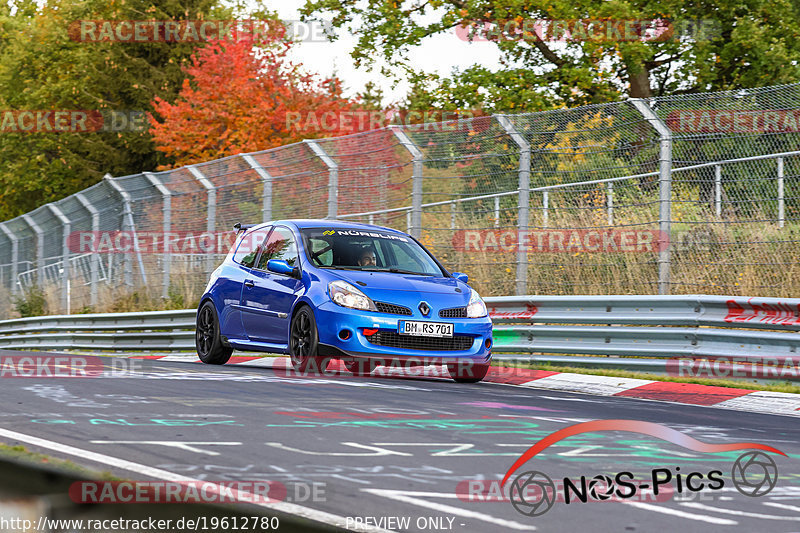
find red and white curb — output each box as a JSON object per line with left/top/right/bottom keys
{"left": 139, "top": 355, "right": 800, "bottom": 418}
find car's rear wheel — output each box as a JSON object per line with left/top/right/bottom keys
{"left": 344, "top": 359, "right": 377, "bottom": 376}
{"left": 196, "top": 301, "right": 233, "bottom": 365}
{"left": 289, "top": 306, "right": 330, "bottom": 374}
{"left": 447, "top": 362, "right": 490, "bottom": 383}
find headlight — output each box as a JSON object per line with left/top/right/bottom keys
{"left": 328, "top": 280, "right": 378, "bottom": 312}
{"left": 466, "top": 288, "right": 488, "bottom": 318}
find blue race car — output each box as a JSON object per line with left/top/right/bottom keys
{"left": 196, "top": 220, "right": 493, "bottom": 382}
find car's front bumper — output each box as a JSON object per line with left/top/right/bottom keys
{"left": 314, "top": 301, "right": 492, "bottom": 365}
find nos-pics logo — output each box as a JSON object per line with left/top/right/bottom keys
{"left": 502, "top": 420, "right": 784, "bottom": 517}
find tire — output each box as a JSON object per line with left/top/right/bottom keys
{"left": 196, "top": 301, "right": 233, "bottom": 365}
{"left": 344, "top": 359, "right": 377, "bottom": 376}
{"left": 289, "top": 306, "right": 330, "bottom": 374}
{"left": 447, "top": 361, "right": 490, "bottom": 383}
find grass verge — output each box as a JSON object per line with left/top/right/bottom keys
{"left": 0, "top": 443, "right": 120, "bottom": 480}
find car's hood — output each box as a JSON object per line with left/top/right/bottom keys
{"left": 327, "top": 269, "right": 468, "bottom": 295}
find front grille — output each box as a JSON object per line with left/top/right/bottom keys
{"left": 367, "top": 331, "right": 474, "bottom": 351}
{"left": 375, "top": 302, "right": 413, "bottom": 316}
{"left": 439, "top": 307, "right": 467, "bottom": 318}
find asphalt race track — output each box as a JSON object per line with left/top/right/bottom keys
{"left": 0, "top": 353, "right": 798, "bottom": 532}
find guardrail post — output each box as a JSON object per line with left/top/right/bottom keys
{"left": 21, "top": 214, "right": 44, "bottom": 288}
{"left": 74, "top": 193, "right": 100, "bottom": 306}
{"left": 630, "top": 99, "right": 673, "bottom": 295}
{"left": 390, "top": 127, "right": 423, "bottom": 239}
{"left": 105, "top": 174, "right": 148, "bottom": 286}
{"left": 242, "top": 154, "right": 273, "bottom": 223}
{"left": 0, "top": 223, "right": 18, "bottom": 295}
{"left": 304, "top": 140, "right": 338, "bottom": 220}
{"left": 778, "top": 157, "right": 785, "bottom": 228}
{"left": 714, "top": 165, "right": 722, "bottom": 218}
{"left": 144, "top": 172, "right": 172, "bottom": 299}
{"left": 46, "top": 204, "right": 71, "bottom": 313}
{"left": 496, "top": 115, "right": 531, "bottom": 296}
{"left": 187, "top": 166, "right": 217, "bottom": 275}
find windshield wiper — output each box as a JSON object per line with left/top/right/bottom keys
{"left": 360, "top": 267, "right": 435, "bottom": 276}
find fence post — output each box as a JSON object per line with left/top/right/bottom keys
{"left": 778, "top": 157, "right": 785, "bottom": 228}
{"left": 496, "top": 115, "right": 531, "bottom": 296}
{"left": 21, "top": 214, "right": 44, "bottom": 288}
{"left": 75, "top": 193, "right": 100, "bottom": 306}
{"left": 630, "top": 99, "right": 673, "bottom": 295}
{"left": 714, "top": 165, "right": 722, "bottom": 218}
{"left": 143, "top": 172, "right": 172, "bottom": 299}
{"left": 46, "top": 204, "right": 71, "bottom": 313}
{"left": 0, "top": 223, "right": 18, "bottom": 294}
{"left": 390, "top": 127, "right": 423, "bottom": 239}
{"left": 494, "top": 196, "right": 500, "bottom": 227}
{"left": 450, "top": 202, "right": 456, "bottom": 230}
{"left": 304, "top": 140, "right": 338, "bottom": 220}
{"left": 242, "top": 154, "right": 273, "bottom": 223}
{"left": 607, "top": 182, "right": 614, "bottom": 225}
{"left": 187, "top": 166, "right": 217, "bottom": 275}
{"left": 105, "top": 175, "right": 148, "bottom": 286}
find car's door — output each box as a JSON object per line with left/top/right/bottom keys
{"left": 240, "top": 226, "right": 303, "bottom": 345}
{"left": 220, "top": 226, "right": 271, "bottom": 341}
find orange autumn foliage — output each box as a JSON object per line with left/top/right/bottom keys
{"left": 150, "top": 33, "right": 365, "bottom": 168}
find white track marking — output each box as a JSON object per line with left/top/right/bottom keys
{"left": 680, "top": 502, "right": 800, "bottom": 520}
{"left": 265, "top": 442, "right": 412, "bottom": 456}
{"left": 764, "top": 502, "right": 800, "bottom": 513}
{"left": 89, "top": 441, "right": 241, "bottom": 456}
{"left": 623, "top": 501, "right": 737, "bottom": 525}
{"left": 713, "top": 391, "right": 800, "bottom": 415}
{"left": 0, "top": 427, "right": 390, "bottom": 533}
{"left": 362, "top": 489, "right": 536, "bottom": 531}
{"left": 518, "top": 373, "right": 655, "bottom": 395}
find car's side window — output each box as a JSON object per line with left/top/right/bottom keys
{"left": 308, "top": 238, "right": 333, "bottom": 266}
{"left": 233, "top": 227, "right": 271, "bottom": 268}
{"left": 256, "top": 226, "right": 299, "bottom": 271}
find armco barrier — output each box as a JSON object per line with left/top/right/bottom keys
{"left": 0, "top": 295, "right": 798, "bottom": 378}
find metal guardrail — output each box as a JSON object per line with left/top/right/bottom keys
{"left": 0, "top": 310, "right": 196, "bottom": 351}
{"left": 0, "top": 295, "right": 797, "bottom": 377}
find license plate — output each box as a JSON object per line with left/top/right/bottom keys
{"left": 399, "top": 321, "right": 453, "bottom": 338}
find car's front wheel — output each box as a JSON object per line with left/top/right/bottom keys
{"left": 196, "top": 301, "right": 233, "bottom": 365}
{"left": 289, "top": 306, "right": 330, "bottom": 374}
{"left": 447, "top": 361, "right": 490, "bottom": 383}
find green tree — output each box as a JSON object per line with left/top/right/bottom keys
{"left": 301, "top": 0, "right": 800, "bottom": 112}
{"left": 0, "top": 0, "right": 255, "bottom": 219}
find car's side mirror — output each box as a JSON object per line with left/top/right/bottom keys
{"left": 267, "top": 259, "right": 297, "bottom": 277}
{"left": 452, "top": 272, "right": 469, "bottom": 284}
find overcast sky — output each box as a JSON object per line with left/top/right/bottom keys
{"left": 268, "top": 0, "right": 502, "bottom": 105}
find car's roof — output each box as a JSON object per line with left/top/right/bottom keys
{"left": 252, "top": 219, "right": 409, "bottom": 235}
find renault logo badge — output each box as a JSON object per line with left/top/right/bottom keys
{"left": 419, "top": 302, "right": 431, "bottom": 316}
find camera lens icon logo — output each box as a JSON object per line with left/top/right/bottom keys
{"left": 509, "top": 471, "right": 557, "bottom": 517}
{"left": 732, "top": 451, "right": 778, "bottom": 497}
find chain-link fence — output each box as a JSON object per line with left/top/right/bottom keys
{"left": 1, "top": 83, "right": 799, "bottom": 314}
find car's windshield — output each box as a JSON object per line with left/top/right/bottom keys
{"left": 300, "top": 228, "right": 445, "bottom": 276}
